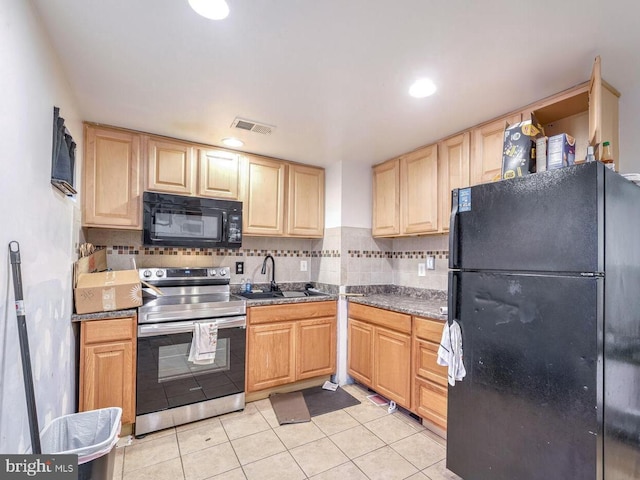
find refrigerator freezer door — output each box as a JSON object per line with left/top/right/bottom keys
{"left": 447, "top": 271, "right": 601, "bottom": 480}
{"left": 450, "top": 162, "right": 603, "bottom": 273}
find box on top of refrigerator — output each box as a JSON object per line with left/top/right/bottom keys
{"left": 547, "top": 133, "right": 576, "bottom": 170}
{"left": 501, "top": 113, "right": 545, "bottom": 180}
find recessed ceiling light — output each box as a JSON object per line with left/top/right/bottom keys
{"left": 409, "top": 78, "right": 437, "bottom": 98}
{"left": 222, "top": 137, "right": 244, "bottom": 148}
{"left": 188, "top": 0, "right": 230, "bottom": 20}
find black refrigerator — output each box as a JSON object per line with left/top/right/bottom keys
{"left": 446, "top": 162, "right": 640, "bottom": 480}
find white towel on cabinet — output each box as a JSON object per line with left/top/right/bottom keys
{"left": 188, "top": 321, "right": 218, "bottom": 365}
{"left": 437, "top": 320, "right": 466, "bottom": 386}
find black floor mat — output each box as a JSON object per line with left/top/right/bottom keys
{"left": 301, "top": 386, "right": 361, "bottom": 417}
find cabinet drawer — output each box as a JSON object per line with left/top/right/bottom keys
{"left": 414, "top": 338, "right": 448, "bottom": 387}
{"left": 249, "top": 301, "right": 336, "bottom": 325}
{"left": 348, "top": 303, "right": 411, "bottom": 334}
{"left": 414, "top": 377, "right": 447, "bottom": 431}
{"left": 82, "top": 317, "right": 135, "bottom": 344}
{"left": 413, "top": 316, "right": 445, "bottom": 343}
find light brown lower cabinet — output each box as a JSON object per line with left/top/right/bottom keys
{"left": 412, "top": 316, "right": 448, "bottom": 431}
{"left": 347, "top": 303, "right": 449, "bottom": 431}
{"left": 347, "top": 303, "right": 412, "bottom": 408}
{"left": 246, "top": 301, "right": 337, "bottom": 393}
{"left": 79, "top": 317, "right": 136, "bottom": 424}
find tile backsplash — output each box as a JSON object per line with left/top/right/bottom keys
{"left": 86, "top": 227, "right": 449, "bottom": 291}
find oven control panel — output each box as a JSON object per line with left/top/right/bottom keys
{"left": 139, "top": 266, "right": 231, "bottom": 285}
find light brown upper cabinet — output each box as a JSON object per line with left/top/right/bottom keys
{"left": 83, "top": 125, "right": 143, "bottom": 229}
{"left": 146, "top": 137, "right": 196, "bottom": 195}
{"left": 470, "top": 113, "right": 521, "bottom": 186}
{"left": 438, "top": 132, "right": 470, "bottom": 232}
{"left": 242, "top": 155, "right": 325, "bottom": 238}
{"left": 373, "top": 145, "right": 439, "bottom": 238}
{"left": 372, "top": 158, "right": 401, "bottom": 236}
{"left": 401, "top": 145, "right": 439, "bottom": 234}
{"left": 197, "top": 148, "right": 240, "bottom": 199}
{"left": 287, "top": 164, "right": 325, "bottom": 237}
{"left": 521, "top": 56, "right": 619, "bottom": 170}
{"left": 242, "top": 155, "right": 287, "bottom": 236}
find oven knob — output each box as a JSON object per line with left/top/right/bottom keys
{"left": 155, "top": 270, "right": 164, "bottom": 277}
{"left": 209, "top": 269, "right": 217, "bottom": 276}
{"left": 142, "top": 270, "right": 152, "bottom": 278}
{"left": 219, "top": 269, "right": 227, "bottom": 277}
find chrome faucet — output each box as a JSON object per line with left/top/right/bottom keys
{"left": 261, "top": 254, "right": 279, "bottom": 291}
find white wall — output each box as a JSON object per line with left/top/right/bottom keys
{"left": 0, "top": 0, "right": 82, "bottom": 453}
{"left": 341, "top": 161, "right": 372, "bottom": 228}
{"left": 324, "top": 160, "right": 342, "bottom": 228}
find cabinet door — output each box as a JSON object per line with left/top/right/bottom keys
{"left": 470, "top": 114, "right": 521, "bottom": 186}
{"left": 413, "top": 377, "right": 447, "bottom": 431}
{"left": 347, "top": 318, "right": 374, "bottom": 386}
{"left": 373, "top": 326, "right": 411, "bottom": 407}
{"left": 296, "top": 317, "right": 336, "bottom": 380}
{"left": 147, "top": 137, "right": 196, "bottom": 195}
{"left": 246, "top": 322, "right": 295, "bottom": 392}
{"left": 414, "top": 338, "right": 448, "bottom": 387}
{"left": 401, "top": 145, "right": 438, "bottom": 234}
{"left": 83, "top": 126, "right": 142, "bottom": 229}
{"left": 287, "top": 164, "right": 325, "bottom": 237}
{"left": 197, "top": 149, "right": 240, "bottom": 199}
{"left": 79, "top": 317, "right": 136, "bottom": 424}
{"left": 588, "top": 56, "right": 620, "bottom": 167}
{"left": 438, "top": 133, "right": 470, "bottom": 232}
{"left": 81, "top": 341, "right": 135, "bottom": 424}
{"left": 372, "top": 159, "right": 400, "bottom": 237}
{"left": 242, "top": 155, "right": 286, "bottom": 236}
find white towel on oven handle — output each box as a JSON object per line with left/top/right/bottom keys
{"left": 188, "top": 321, "right": 218, "bottom": 365}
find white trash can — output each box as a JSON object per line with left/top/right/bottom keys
{"left": 40, "top": 407, "right": 122, "bottom": 480}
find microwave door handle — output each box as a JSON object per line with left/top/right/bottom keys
{"left": 222, "top": 211, "right": 228, "bottom": 241}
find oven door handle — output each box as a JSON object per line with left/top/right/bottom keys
{"left": 138, "top": 316, "right": 246, "bottom": 337}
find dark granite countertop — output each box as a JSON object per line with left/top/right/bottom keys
{"left": 345, "top": 285, "right": 447, "bottom": 321}
{"left": 71, "top": 308, "right": 138, "bottom": 322}
{"left": 244, "top": 293, "right": 338, "bottom": 307}
{"left": 348, "top": 295, "right": 447, "bottom": 320}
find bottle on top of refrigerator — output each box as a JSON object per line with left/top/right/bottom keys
{"left": 601, "top": 141, "right": 615, "bottom": 170}
{"left": 585, "top": 145, "right": 596, "bottom": 163}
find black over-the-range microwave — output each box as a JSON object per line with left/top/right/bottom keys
{"left": 143, "top": 192, "right": 242, "bottom": 249}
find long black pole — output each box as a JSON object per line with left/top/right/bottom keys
{"left": 8, "top": 241, "right": 41, "bottom": 454}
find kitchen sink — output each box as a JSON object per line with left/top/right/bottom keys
{"left": 237, "top": 290, "right": 328, "bottom": 300}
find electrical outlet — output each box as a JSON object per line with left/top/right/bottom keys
{"left": 235, "top": 261, "right": 244, "bottom": 274}
{"left": 426, "top": 255, "right": 435, "bottom": 270}
{"left": 300, "top": 260, "right": 308, "bottom": 272}
{"left": 418, "top": 263, "right": 426, "bottom": 276}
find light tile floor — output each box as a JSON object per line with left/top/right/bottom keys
{"left": 114, "top": 384, "right": 462, "bottom": 480}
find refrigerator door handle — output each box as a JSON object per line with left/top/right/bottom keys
{"left": 449, "top": 188, "right": 460, "bottom": 269}
{"left": 447, "top": 271, "right": 458, "bottom": 326}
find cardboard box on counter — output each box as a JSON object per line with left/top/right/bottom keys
{"left": 73, "top": 248, "right": 107, "bottom": 286}
{"left": 74, "top": 270, "right": 142, "bottom": 314}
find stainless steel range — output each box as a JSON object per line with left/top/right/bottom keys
{"left": 135, "top": 266, "right": 246, "bottom": 436}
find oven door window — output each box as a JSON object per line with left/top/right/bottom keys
{"left": 152, "top": 207, "right": 222, "bottom": 242}
{"left": 157, "top": 338, "right": 230, "bottom": 382}
{"left": 137, "top": 327, "right": 245, "bottom": 416}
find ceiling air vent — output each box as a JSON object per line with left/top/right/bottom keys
{"left": 231, "top": 117, "right": 275, "bottom": 135}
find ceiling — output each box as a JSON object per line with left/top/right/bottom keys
{"left": 32, "top": 0, "right": 640, "bottom": 168}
